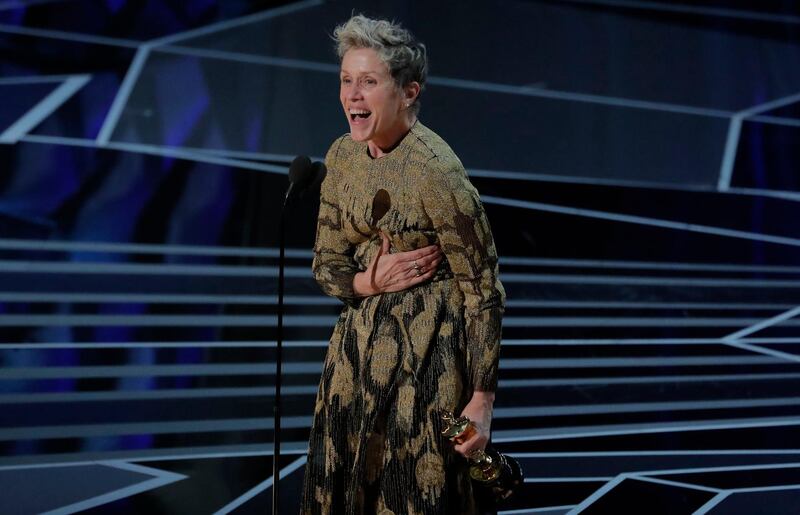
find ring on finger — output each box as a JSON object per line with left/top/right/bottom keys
{"left": 408, "top": 266, "right": 423, "bottom": 276}
{"left": 413, "top": 260, "right": 421, "bottom": 271}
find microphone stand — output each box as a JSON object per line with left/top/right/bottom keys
{"left": 273, "top": 158, "right": 323, "bottom": 514}
{"left": 273, "top": 192, "right": 289, "bottom": 515}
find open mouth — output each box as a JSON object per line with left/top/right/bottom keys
{"left": 349, "top": 110, "right": 372, "bottom": 121}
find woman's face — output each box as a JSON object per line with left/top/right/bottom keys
{"left": 339, "top": 47, "right": 409, "bottom": 150}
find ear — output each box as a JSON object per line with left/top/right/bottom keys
{"left": 403, "top": 81, "right": 421, "bottom": 105}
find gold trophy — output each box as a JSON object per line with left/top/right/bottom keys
{"left": 441, "top": 411, "right": 523, "bottom": 503}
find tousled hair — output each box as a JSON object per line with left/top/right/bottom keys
{"left": 333, "top": 14, "right": 427, "bottom": 115}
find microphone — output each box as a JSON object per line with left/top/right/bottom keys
{"left": 309, "top": 160, "right": 327, "bottom": 193}
{"left": 285, "top": 155, "right": 315, "bottom": 202}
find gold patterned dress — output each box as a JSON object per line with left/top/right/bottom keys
{"left": 301, "top": 121, "right": 505, "bottom": 514}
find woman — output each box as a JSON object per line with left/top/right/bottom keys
{"left": 301, "top": 14, "right": 505, "bottom": 514}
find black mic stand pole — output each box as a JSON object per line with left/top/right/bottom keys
{"left": 273, "top": 191, "right": 289, "bottom": 515}
{"left": 273, "top": 156, "right": 320, "bottom": 514}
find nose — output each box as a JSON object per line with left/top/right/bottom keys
{"left": 344, "top": 82, "right": 362, "bottom": 102}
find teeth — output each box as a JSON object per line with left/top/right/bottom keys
{"left": 349, "top": 109, "right": 371, "bottom": 115}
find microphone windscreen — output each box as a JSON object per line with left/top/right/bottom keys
{"left": 309, "top": 161, "right": 327, "bottom": 191}
{"left": 371, "top": 189, "right": 391, "bottom": 226}
{"left": 288, "top": 155, "right": 314, "bottom": 189}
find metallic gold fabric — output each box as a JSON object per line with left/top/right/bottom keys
{"left": 301, "top": 121, "right": 505, "bottom": 514}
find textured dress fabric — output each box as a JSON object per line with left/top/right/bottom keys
{"left": 301, "top": 121, "right": 505, "bottom": 514}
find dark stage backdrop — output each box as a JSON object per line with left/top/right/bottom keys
{"left": 1, "top": 1, "right": 800, "bottom": 513}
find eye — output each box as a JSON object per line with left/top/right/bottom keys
{"left": 340, "top": 77, "right": 351, "bottom": 85}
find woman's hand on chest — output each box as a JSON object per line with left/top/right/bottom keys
{"left": 352, "top": 231, "right": 441, "bottom": 296}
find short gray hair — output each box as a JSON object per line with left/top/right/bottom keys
{"left": 333, "top": 14, "right": 427, "bottom": 115}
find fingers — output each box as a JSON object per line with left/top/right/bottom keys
{"left": 402, "top": 249, "right": 441, "bottom": 272}
{"left": 389, "top": 245, "right": 442, "bottom": 279}
{"left": 371, "top": 236, "right": 444, "bottom": 293}
{"left": 453, "top": 432, "right": 488, "bottom": 458}
{"left": 414, "top": 251, "right": 441, "bottom": 270}
{"left": 403, "top": 259, "right": 440, "bottom": 281}
{"left": 384, "top": 261, "right": 438, "bottom": 293}
{"left": 375, "top": 233, "right": 440, "bottom": 264}
{"left": 403, "top": 244, "right": 441, "bottom": 261}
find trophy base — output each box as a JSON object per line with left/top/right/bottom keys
{"left": 472, "top": 452, "right": 524, "bottom": 508}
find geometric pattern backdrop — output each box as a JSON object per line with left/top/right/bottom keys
{"left": 1, "top": 1, "right": 800, "bottom": 513}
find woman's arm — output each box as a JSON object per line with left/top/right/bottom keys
{"left": 311, "top": 137, "right": 363, "bottom": 306}
{"left": 421, "top": 156, "right": 506, "bottom": 457}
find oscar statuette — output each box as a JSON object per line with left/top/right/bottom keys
{"left": 441, "top": 411, "right": 524, "bottom": 505}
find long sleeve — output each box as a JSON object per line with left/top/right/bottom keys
{"left": 421, "top": 156, "right": 505, "bottom": 392}
{"left": 311, "top": 137, "right": 362, "bottom": 307}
